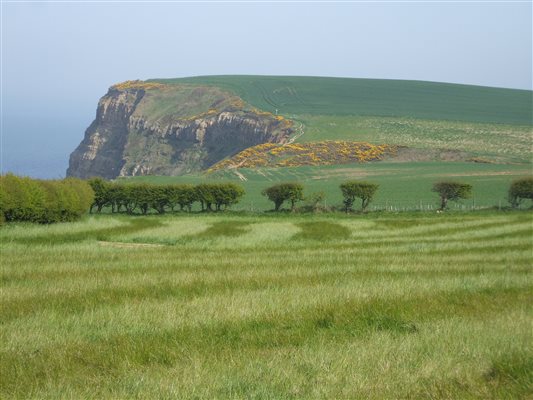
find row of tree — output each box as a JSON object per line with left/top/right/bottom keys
{"left": 0, "top": 174, "right": 94, "bottom": 223}
{"left": 261, "top": 178, "right": 533, "bottom": 212}
{"left": 88, "top": 178, "right": 245, "bottom": 214}
{"left": 1, "top": 175, "right": 531, "bottom": 223}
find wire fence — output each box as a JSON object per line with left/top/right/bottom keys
{"left": 233, "top": 201, "right": 521, "bottom": 213}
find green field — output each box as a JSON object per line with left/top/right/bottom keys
{"left": 293, "top": 115, "right": 532, "bottom": 162}
{"left": 152, "top": 75, "right": 532, "bottom": 125}
{"left": 1, "top": 211, "right": 531, "bottom": 399}
{"left": 124, "top": 161, "right": 532, "bottom": 211}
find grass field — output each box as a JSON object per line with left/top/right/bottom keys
{"left": 292, "top": 115, "right": 532, "bottom": 162}
{"left": 151, "top": 76, "right": 532, "bottom": 125}
{"left": 1, "top": 211, "right": 531, "bottom": 399}
{"left": 125, "top": 161, "right": 532, "bottom": 211}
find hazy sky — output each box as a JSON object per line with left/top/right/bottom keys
{"left": 2, "top": 1, "right": 532, "bottom": 178}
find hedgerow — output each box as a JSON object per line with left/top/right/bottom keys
{"left": 88, "top": 179, "right": 245, "bottom": 215}
{"left": 0, "top": 174, "right": 94, "bottom": 224}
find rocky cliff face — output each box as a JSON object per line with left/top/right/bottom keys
{"left": 67, "top": 81, "right": 293, "bottom": 179}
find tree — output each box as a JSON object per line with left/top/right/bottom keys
{"left": 121, "top": 185, "right": 138, "bottom": 215}
{"left": 108, "top": 184, "right": 126, "bottom": 213}
{"left": 212, "top": 183, "right": 245, "bottom": 211}
{"left": 307, "top": 191, "right": 325, "bottom": 212}
{"left": 262, "top": 183, "right": 304, "bottom": 211}
{"left": 150, "top": 185, "right": 169, "bottom": 214}
{"left": 508, "top": 177, "right": 533, "bottom": 208}
{"left": 432, "top": 181, "right": 472, "bottom": 210}
{"left": 340, "top": 181, "right": 378, "bottom": 212}
{"left": 0, "top": 174, "right": 45, "bottom": 222}
{"left": 133, "top": 184, "right": 153, "bottom": 215}
{"left": 172, "top": 184, "right": 196, "bottom": 212}
{"left": 0, "top": 174, "right": 93, "bottom": 223}
{"left": 88, "top": 177, "right": 111, "bottom": 213}
{"left": 195, "top": 184, "right": 215, "bottom": 211}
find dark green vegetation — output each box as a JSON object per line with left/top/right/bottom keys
{"left": 340, "top": 181, "right": 379, "bottom": 212}
{"left": 262, "top": 182, "right": 304, "bottom": 211}
{"left": 1, "top": 211, "right": 531, "bottom": 398}
{"left": 89, "top": 178, "right": 244, "bottom": 214}
{"left": 153, "top": 76, "right": 532, "bottom": 125}
{"left": 0, "top": 174, "right": 93, "bottom": 224}
{"left": 432, "top": 181, "right": 473, "bottom": 210}
{"left": 508, "top": 177, "right": 533, "bottom": 209}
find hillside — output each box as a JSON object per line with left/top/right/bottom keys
{"left": 151, "top": 75, "right": 532, "bottom": 125}
{"left": 68, "top": 76, "right": 532, "bottom": 179}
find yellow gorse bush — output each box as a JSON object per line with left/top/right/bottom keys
{"left": 210, "top": 141, "right": 397, "bottom": 171}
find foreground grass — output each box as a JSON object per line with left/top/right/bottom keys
{"left": 1, "top": 211, "right": 532, "bottom": 399}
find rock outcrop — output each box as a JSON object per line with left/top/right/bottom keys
{"left": 67, "top": 81, "right": 293, "bottom": 179}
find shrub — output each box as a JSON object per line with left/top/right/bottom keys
{"left": 340, "top": 181, "right": 379, "bottom": 212}
{"left": 194, "top": 183, "right": 245, "bottom": 212}
{"left": 195, "top": 184, "right": 216, "bottom": 211}
{"left": 0, "top": 174, "right": 45, "bottom": 222}
{"left": 166, "top": 184, "right": 196, "bottom": 212}
{"left": 262, "top": 183, "right": 304, "bottom": 211}
{"left": 212, "top": 183, "right": 245, "bottom": 211}
{"left": 304, "top": 191, "right": 326, "bottom": 213}
{"left": 508, "top": 177, "right": 533, "bottom": 208}
{"left": 88, "top": 177, "right": 111, "bottom": 213}
{"left": 432, "top": 181, "right": 472, "bottom": 210}
{"left": 0, "top": 174, "right": 94, "bottom": 223}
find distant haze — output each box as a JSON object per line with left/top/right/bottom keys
{"left": 2, "top": 2, "right": 532, "bottom": 178}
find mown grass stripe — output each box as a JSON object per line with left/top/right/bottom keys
{"left": 7, "top": 218, "right": 164, "bottom": 245}
{"left": 1, "top": 212, "right": 531, "bottom": 399}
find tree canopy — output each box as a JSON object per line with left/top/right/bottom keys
{"left": 508, "top": 177, "right": 533, "bottom": 208}
{"left": 88, "top": 180, "right": 245, "bottom": 215}
{"left": 432, "top": 181, "right": 472, "bottom": 210}
{"left": 340, "top": 181, "right": 379, "bottom": 212}
{"left": 1, "top": 174, "right": 94, "bottom": 223}
{"left": 262, "top": 183, "right": 304, "bottom": 211}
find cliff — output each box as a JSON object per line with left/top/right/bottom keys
{"left": 67, "top": 81, "right": 293, "bottom": 179}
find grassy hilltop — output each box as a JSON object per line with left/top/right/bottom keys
{"left": 151, "top": 75, "right": 532, "bottom": 125}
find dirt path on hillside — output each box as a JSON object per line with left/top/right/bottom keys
{"left": 286, "top": 123, "right": 305, "bottom": 144}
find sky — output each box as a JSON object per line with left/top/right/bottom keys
{"left": 2, "top": 1, "right": 532, "bottom": 178}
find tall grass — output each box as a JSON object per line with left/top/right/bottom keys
{"left": 1, "top": 212, "right": 531, "bottom": 399}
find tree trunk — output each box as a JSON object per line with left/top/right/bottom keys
{"left": 440, "top": 196, "right": 448, "bottom": 210}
